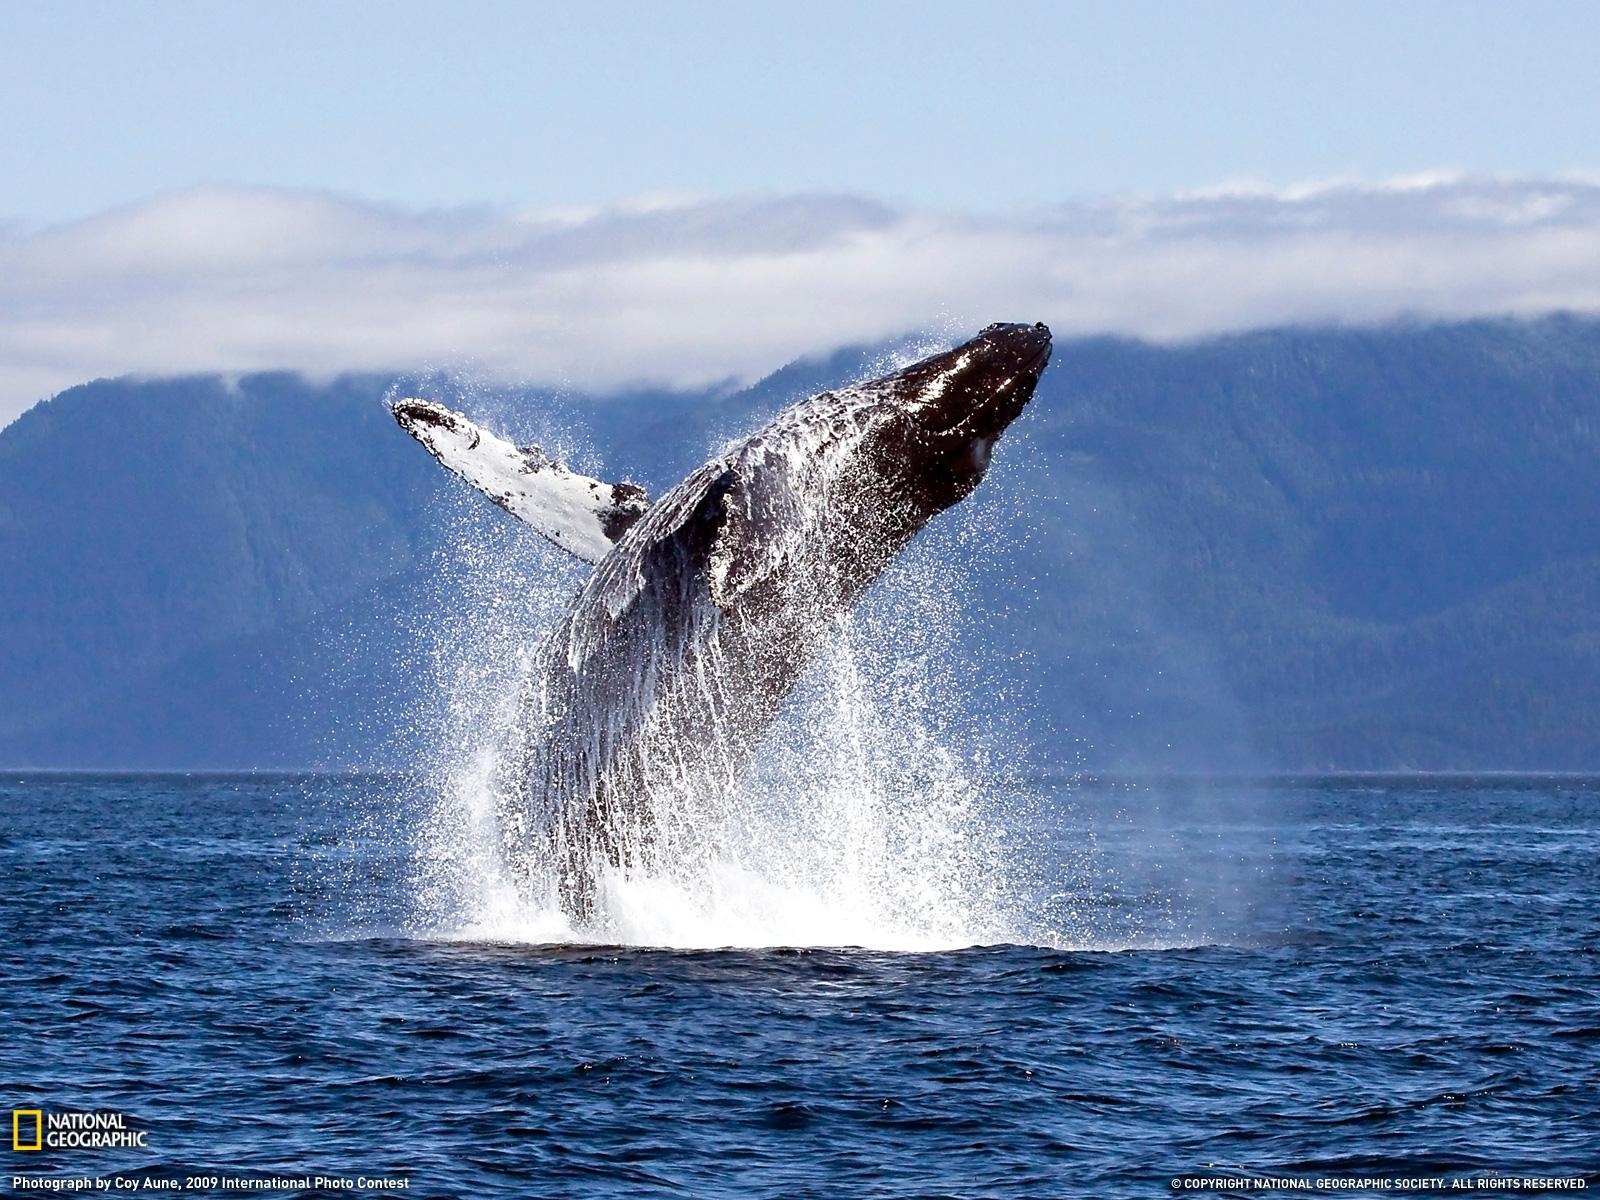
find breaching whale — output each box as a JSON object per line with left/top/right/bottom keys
{"left": 392, "top": 322, "right": 1052, "bottom": 920}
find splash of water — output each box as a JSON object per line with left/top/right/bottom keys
{"left": 384, "top": 371, "right": 1062, "bottom": 950}
{"left": 404, "top": 542, "right": 1025, "bottom": 949}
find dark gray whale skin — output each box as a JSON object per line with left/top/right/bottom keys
{"left": 505, "top": 323, "right": 1054, "bottom": 916}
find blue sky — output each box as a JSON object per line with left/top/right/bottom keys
{"left": 4, "top": 0, "right": 1597, "bottom": 222}
{"left": 3, "top": 1, "right": 1600, "bottom": 424}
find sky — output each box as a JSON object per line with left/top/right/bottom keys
{"left": 3, "top": 0, "right": 1599, "bottom": 424}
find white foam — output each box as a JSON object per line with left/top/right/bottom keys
{"left": 391, "top": 470, "right": 1043, "bottom": 951}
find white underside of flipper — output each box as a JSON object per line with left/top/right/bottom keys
{"left": 391, "top": 398, "right": 649, "bottom": 564}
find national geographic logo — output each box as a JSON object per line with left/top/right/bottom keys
{"left": 11, "top": 1110, "right": 147, "bottom": 1150}
{"left": 12, "top": 1111, "right": 40, "bottom": 1152}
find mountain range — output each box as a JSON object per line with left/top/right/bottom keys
{"left": 2, "top": 316, "right": 1597, "bottom": 771}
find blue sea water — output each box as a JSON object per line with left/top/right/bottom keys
{"left": 3, "top": 773, "right": 1597, "bottom": 1197}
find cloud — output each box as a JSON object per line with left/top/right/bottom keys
{"left": 4, "top": 175, "right": 1600, "bottom": 425}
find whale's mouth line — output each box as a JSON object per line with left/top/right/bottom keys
{"left": 922, "top": 359, "right": 1050, "bottom": 439}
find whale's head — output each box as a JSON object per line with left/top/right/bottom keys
{"left": 709, "top": 322, "right": 1051, "bottom": 614}
{"left": 878, "top": 321, "right": 1052, "bottom": 507}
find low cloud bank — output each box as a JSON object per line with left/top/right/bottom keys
{"left": 5, "top": 173, "right": 1600, "bottom": 425}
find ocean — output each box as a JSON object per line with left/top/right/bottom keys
{"left": 3, "top": 772, "right": 1596, "bottom": 1197}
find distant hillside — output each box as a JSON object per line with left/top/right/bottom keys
{"left": 2, "top": 317, "right": 1597, "bottom": 770}
{"left": 1009, "top": 317, "right": 1600, "bottom": 769}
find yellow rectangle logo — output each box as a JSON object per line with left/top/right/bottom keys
{"left": 13, "top": 1109, "right": 42, "bottom": 1151}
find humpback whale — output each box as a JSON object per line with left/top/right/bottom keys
{"left": 393, "top": 322, "right": 1052, "bottom": 920}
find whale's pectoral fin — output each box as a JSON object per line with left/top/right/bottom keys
{"left": 391, "top": 398, "right": 650, "bottom": 564}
